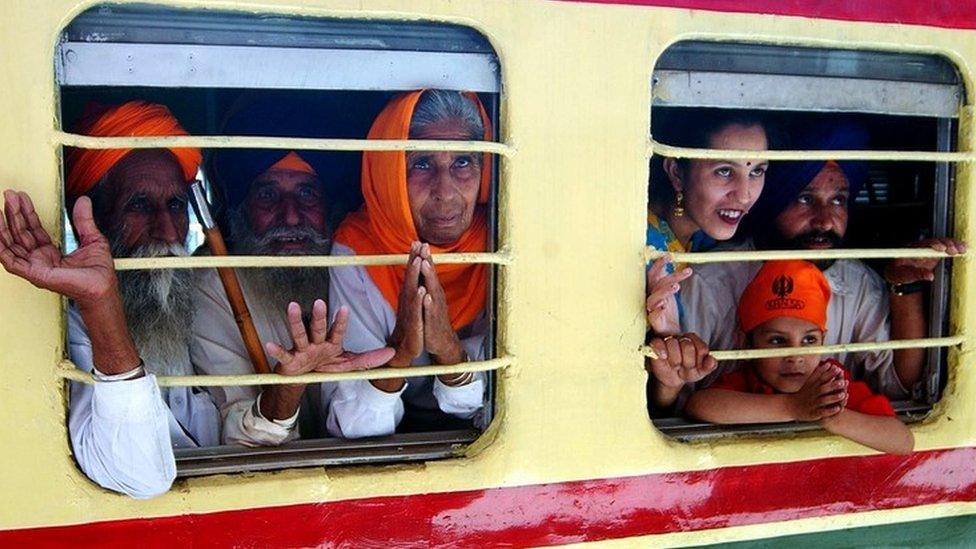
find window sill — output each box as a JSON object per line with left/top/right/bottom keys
{"left": 653, "top": 400, "right": 931, "bottom": 443}
{"left": 175, "top": 429, "right": 479, "bottom": 477}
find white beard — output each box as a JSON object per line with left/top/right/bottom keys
{"left": 113, "top": 241, "right": 195, "bottom": 380}
{"left": 227, "top": 207, "right": 332, "bottom": 321}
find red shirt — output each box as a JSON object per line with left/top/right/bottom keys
{"left": 710, "top": 358, "right": 895, "bottom": 417}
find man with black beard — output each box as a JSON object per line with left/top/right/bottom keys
{"left": 655, "top": 121, "right": 965, "bottom": 412}
{"left": 191, "top": 98, "right": 392, "bottom": 446}
{"left": 0, "top": 101, "right": 219, "bottom": 497}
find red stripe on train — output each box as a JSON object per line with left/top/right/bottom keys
{"left": 3, "top": 447, "right": 976, "bottom": 547}
{"left": 554, "top": 0, "right": 976, "bottom": 30}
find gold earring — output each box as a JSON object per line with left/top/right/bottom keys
{"left": 673, "top": 191, "right": 685, "bottom": 218}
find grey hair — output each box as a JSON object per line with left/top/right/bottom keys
{"left": 409, "top": 90, "right": 484, "bottom": 140}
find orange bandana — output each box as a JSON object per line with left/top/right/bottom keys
{"left": 737, "top": 260, "right": 831, "bottom": 334}
{"left": 269, "top": 151, "right": 317, "bottom": 175}
{"left": 65, "top": 101, "right": 202, "bottom": 200}
{"left": 334, "top": 90, "right": 493, "bottom": 329}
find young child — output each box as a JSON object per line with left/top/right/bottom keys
{"left": 685, "top": 260, "right": 914, "bottom": 454}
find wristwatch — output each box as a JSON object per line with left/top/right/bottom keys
{"left": 888, "top": 280, "right": 930, "bottom": 296}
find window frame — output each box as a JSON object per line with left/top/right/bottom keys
{"left": 647, "top": 39, "right": 964, "bottom": 440}
{"left": 55, "top": 4, "right": 508, "bottom": 479}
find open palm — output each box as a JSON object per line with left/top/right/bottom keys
{"left": 0, "top": 191, "right": 116, "bottom": 302}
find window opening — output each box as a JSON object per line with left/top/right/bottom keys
{"left": 648, "top": 41, "right": 962, "bottom": 441}
{"left": 57, "top": 4, "right": 502, "bottom": 477}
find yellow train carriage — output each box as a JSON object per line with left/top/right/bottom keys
{"left": 1, "top": 0, "right": 975, "bottom": 545}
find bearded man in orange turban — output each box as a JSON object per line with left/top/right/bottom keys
{"left": 0, "top": 101, "right": 219, "bottom": 498}
{"left": 326, "top": 89, "right": 493, "bottom": 438}
{"left": 192, "top": 97, "right": 392, "bottom": 447}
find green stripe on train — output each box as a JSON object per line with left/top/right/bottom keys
{"left": 716, "top": 514, "right": 976, "bottom": 548}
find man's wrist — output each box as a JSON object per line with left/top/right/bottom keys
{"left": 92, "top": 359, "right": 145, "bottom": 382}
{"left": 888, "top": 280, "right": 930, "bottom": 296}
{"left": 259, "top": 384, "right": 305, "bottom": 421}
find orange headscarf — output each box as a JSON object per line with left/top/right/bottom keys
{"left": 65, "top": 101, "right": 202, "bottom": 200}
{"left": 738, "top": 260, "right": 831, "bottom": 334}
{"left": 334, "top": 90, "right": 493, "bottom": 329}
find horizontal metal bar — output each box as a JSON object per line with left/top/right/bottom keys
{"left": 645, "top": 247, "right": 956, "bottom": 264}
{"left": 653, "top": 70, "right": 960, "bottom": 117}
{"left": 59, "top": 357, "right": 512, "bottom": 387}
{"left": 649, "top": 142, "right": 970, "bottom": 162}
{"left": 642, "top": 336, "right": 964, "bottom": 362}
{"left": 52, "top": 132, "right": 514, "bottom": 156}
{"left": 58, "top": 42, "right": 500, "bottom": 92}
{"left": 114, "top": 250, "right": 512, "bottom": 271}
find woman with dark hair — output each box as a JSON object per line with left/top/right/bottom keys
{"left": 645, "top": 109, "right": 770, "bottom": 414}
{"left": 645, "top": 109, "right": 770, "bottom": 335}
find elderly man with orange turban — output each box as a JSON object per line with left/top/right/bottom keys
{"left": 326, "top": 90, "right": 492, "bottom": 438}
{"left": 191, "top": 97, "right": 393, "bottom": 447}
{"left": 0, "top": 101, "right": 219, "bottom": 498}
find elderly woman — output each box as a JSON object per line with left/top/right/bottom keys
{"left": 326, "top": 90, "right": 491, "bottom": 438}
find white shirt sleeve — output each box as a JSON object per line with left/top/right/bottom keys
{"left": 67, "top": 309, "right": 175, "bottom": 499}
{"left": 847, "top": 266, "right": 908, "bottom": 398}
{"left": 326, "top": 260, "right": 403, "bottom": 438}
{"left": 680, "top": 267, "right": 739, "bottom": 352}
{"left": 432, "top": 372, "right": 485, "bottom": 417}
{"left": 190, "top": 269, "right": 298, "bottom": 447}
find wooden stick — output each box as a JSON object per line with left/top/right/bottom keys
{"left": 190, "top": 182, "right": 272, "bottom": 375}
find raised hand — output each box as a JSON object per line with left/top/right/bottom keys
{"left": 645, "top": 254, "right": 692, "bottom": 336}
{"left": 260, "top": 299, "right": 395, "bottom": 420}
{"left": 265, "top": 299, "right": 395, "bottom": 375}
{"left": 788, "top": 361, "right": 848, "bottom": 422}
{"left": 418, "top": 243, "right": 465, "bottom": 365}
{"left": 885, "top": 237, "right": 967, "bottom": 285}
{"left": 0, "top": 191, "right": 116, "bottom": 303}
{"left": 646, "top": 333, "right": 718, "bottom": 389}
{"left": 388, "top": 241, "right": 425, "bottom": 367}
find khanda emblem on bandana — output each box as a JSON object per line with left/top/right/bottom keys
{"left": 767, "top": 274, "right": 804, "bottom": 310}
{"left": 773, "top": 274, "right": 794, "bottom": 299}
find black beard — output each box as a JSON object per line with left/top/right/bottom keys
{"left": 776, "top": 230, "right": 844, "bottom": 250}
{"left": 762, "top": 229, "right": 844, "bottom": 270}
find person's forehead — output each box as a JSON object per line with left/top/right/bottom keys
{"left": 411, "top": 117, "right": 473, "bottom": 140}
{"left": 755, "top": 315, "right": 821, "bottom": 332}
{"left": 707, "top": 123, "right": 767, "bottom": 150}
{"left": 110, "top": 150, "right": 186, "bottom": 197}
{"left": 803, "top": 164, "right": 849, "bottom": 193}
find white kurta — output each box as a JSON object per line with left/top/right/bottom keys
{"left": 680, "top": 239, "right": 909, "bottom": 400}
{"left": 190, "top": 268, "right": 313, "bottom": 446}
{"left": 67, "top": 307, "right": 220, "bottom": 499}
{"left": 326, "top": 243, "right": 487, "bottom": 439}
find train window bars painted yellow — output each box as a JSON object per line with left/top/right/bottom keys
{"left": 55, "top": 5, "right": 508, "bottom": 477}
{"left": 646, "top": 41, "right": 964, "bottom": 440}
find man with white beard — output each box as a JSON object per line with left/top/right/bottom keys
{"left": 192, "top": 98, "right": 394, "bottom": 446}
{"left": 0, "top": 101, "right": 217, "bottom": 498}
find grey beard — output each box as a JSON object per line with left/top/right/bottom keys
{"left": 227, "top": 207, "right": 332, "bottom": 320}
{"left": 111, "top": 239, "right": 195, "bottom": 378}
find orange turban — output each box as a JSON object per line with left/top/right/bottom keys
{"left": 65, "top": 101, "right": 202, "bottom": 200}
{"left": 738, "top": 260, "right": 831, "bottom": 334}
{"left": 334, "top": 90, "right": 492, "bottom": 330}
